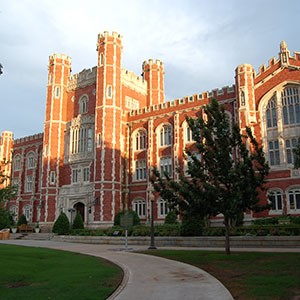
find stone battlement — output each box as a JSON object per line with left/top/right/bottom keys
{"left": 14, "top": 133, "right": 43, "bottom": 145}
{"left": 49, "top": 53, "right": 71, "bottom": 63}
{"left": 98, "top": 31, "right": 123, "bottom": 40}
{"left": 121, "top": 69, "right": 147, "bottom": 94}
{"left": 68, "top": 66, "right": 97, "bottom": 90}
{"left": 143, "top": 59, "right": 164, "bottom": 67}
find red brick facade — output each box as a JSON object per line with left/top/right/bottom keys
{"left": 2, "top": 33, "right": 300, "bottom": 227}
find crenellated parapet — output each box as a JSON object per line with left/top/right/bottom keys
{"left": 121, "top": 68, "right": 147, "bottom": 95}
{"left": 48, "top": 53, "right": 71, "bottom": 66}
{"left": 127, "top": 84, "right": 235, "bottom": 118}
{"left": 68, "top": 66, "right": 97, "bottom": 90}
{"left": 13, "top": 133, "right": 44, "bottom": 145}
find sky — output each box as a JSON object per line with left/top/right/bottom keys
{"left": 1, "top": 0, "right": 300, "bottom": 139}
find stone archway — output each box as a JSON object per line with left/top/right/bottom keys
{"left": 74, "top": 202, "right": 85, "bottom": 222}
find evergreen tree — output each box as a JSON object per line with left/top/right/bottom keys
{"left": 72, "top": 212, "right": 84, "bottom": 229}
{"left": 52, "top": 212, "right": 70, "bottom": 235}
{"left": 293, "top": 139, "right": 300, "bottom": 169}
{"left": 152, "top": 98, "right": 270, "bottom": 254}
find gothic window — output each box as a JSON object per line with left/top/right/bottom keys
{"left": 23, "top": 205, "right": 32, "bottom": 222}
{"left": 107, "top": 85, "right": 112, "bottom": 98}
{"left": 268, "top": 140, "right": 280, "bottom": 166}
{"left": 83, "top": 167, "right": 90, "bottom": 182}
{"left": 55, "top": 86, "right": 60, "bottom": 98}
{"left": 71, "top": 127, "right": 94, "bottom": 154}
{"left": 158, "top": 198, "right": 169, "bottom": 218}
{"left": 288, "top": 188, "right": 300, "bottom": 212}
{"left": 159, "top": 156, "right": 172, "bottom": 177}
{"left": 25, "top": 175, "right": 33, "bottom": 192}
{"left": 159, "top": 124, "right": 172, "bottom": 147}
{"left": 50, "top": 171, "right": 56, "bottom": 185}
{"left": 282, "top": 87, "right": 300, "bottom": 125}
{"left": 268, "top": 190, "right": 283, "bottom": 212}
{"left": 285, "top": 138, "right": 298, "bottom": 164}
{"left": 72, "top": 168, "right": 79, "bottom": 183}
{"left": 135, "top": 130, "right": 146, "bottom": 151}
{"left": 79, "top": 96, "right": 88, "bottom": 114}
{"left": 26, "top": 152, "right": 35, "bottom": 169}
{"left": 240, "top": 91, "right": 245, "bottom": 106}
{"left": 135, "top": 160, "right": 146, "bottom": 181}
{"left": 266, "top": 96, "right": 277, "bottom": 128}
{"left": 132, "top": 198, "right": 146, "bottom": 218}
{"left": 13, "top": 155, "right": 21, "bottom": 171}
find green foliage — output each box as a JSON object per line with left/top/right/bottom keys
{"left": 72, "top": 213, "right": 84, "bottom": 230}
{"left": 17, "top": 214, "right": 27, "bottom": 226}
{"left": 152, "top": 99, "right": 270, "bottom": 253}
{"left": 155, "top": 224, "right": 181, "bottom": 236}
{"left": 52, "top": 212, "right": 70, "bottom": 235}
{"left": 114, "top": 210, "right": 140, "bottom": 226}
{"left": 164, "top": 210, "right": 178, "bottom": 224}
{"left": 180, "top": 215, "right": 204, "bottom": 236}
{"left": 0, "top": 209, "right": 14, "bottom": 229}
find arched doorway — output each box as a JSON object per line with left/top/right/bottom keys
{"left": 74, "top": 202, "right": 85, "bottom": 222}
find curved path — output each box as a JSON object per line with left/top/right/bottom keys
{"left": 0, "top": 240, "right": 233, "bottom": 300}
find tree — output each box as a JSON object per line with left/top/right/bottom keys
{"left": 52, "top": 212, "right": 70, "bottom": 235}
{"left": 0, "top": 160, "right": 17, "bottom": 229}
{"left": 152, "top": 98, "right": 270, "bottom": 254}
{"left": 293, "top": 139, "right": 300, "bottom": 169}
{"left": 72, "top": 212, "right": 84, "bottom": 230}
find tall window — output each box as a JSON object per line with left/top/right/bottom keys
{"left": 83, "top": 167, "right": 90, "bottom": 182}
{"left": 160, "top": 156, "right": 172, "bottom": 177}
{"left": 282, "top": 87, "right": 300, "bottom": 125}
{"left": 25, "top": 175, "right": 33, "bottom": 192}
{"left": 135, "top": 160, "right": 146, "bottom": 181}
{"left": 79, "top": 96, "right": 88, "bottom": 114}
{"left": 285, "top": 138, "right": 298, "bottom": 164}
{"left": 268, "top": 140, "right": 280, "bottom": 166}
{"left": 13, "top": 155, "right": 21, "bottom": 171}
{"left": 132, "top": 199, "right": 146, "bottom": 218}
{"left": 71, "top": 127, "right": 94, "bottom": 154}
{"left": 26, "top": 152, "right": 35, "bottom": 169}
{"left": 266, "top": 96, "right": 278, "bottom": 128}
{"left": 107, "top": 85, "right": 112, "bottom": 98}
{"left": 135, "top": 130, "right": 146, "bottom": 151}
{"left": 160, "top": 125, "right": 172, "bottom": 147}
{"left": 72, "top": 169, "right": 79, "bottom": 183}
{"left": 50, "top": 171, "right": 56, "bottom": 185}
{"left": 55, "top": 86, "right": 60, "bottom": 98}
{"left": 288, "top": 188, "right": 300, "bottom": 211}
{"left": 23, "top": 205, "right": 31, "bottom": 222}
{"left": 158, "top": 198, "right": 169, "bottom": 217}
{"left": 268, "top": 190, "right": 283, "bottom": 212}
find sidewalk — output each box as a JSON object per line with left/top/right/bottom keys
{"left": 0, "top": 239, "right": 234, "bottom": 300}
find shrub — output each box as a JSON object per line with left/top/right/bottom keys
{"left": 155, "top": 224, "right": 181, "bottom": 236}
{"left": 114, "top": 210, "right": 140, "bottom": 227}
{"left": 164, "top": 211, "right": 178, "bottom": 224}
{"left": 180, "top": 215, "right": 204, "bottom": 236}
{"left": 0, "top": 209, "right": 14, "bottom": 229}
{"left": 132, "top": 225, "right": 150, "bottom": 236}
{"left": 72, "top": 213, "right": 84, "bottom": 230}
{"left": 52, "top": 212, "right": 70, "bottom": 235}
{"left": 17, "top": 214, "right": 27, "bottom": 226}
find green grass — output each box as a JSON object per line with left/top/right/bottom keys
{"left": 143, "top": 250, "right": 300, "bottom": 300}
{"left": 0, "top": 244, "right": 123, "bottom": 300}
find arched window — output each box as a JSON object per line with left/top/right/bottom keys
{"left": 26, "top": 152, "right": 35, "bottom": 169}
{"left": 79, "top": 96, "right": 88, "bottom": 114}
{"left": 287, "top": 188, "right": 300, "bottom": 212}
{"left": 266, "top": 96, "right": 277, "bottom": 128}
{"left": 159, "top": 124, "right": 172, "bottom": 147}
{"left": 13, "top": 155, "right": 22, "bottom": 171}
{"left": 282, "top": 87, "right": 300, "bottom": 125}
{"left": 268, "top": 189, "right": 283, "bottom": 213}
{"left": 135, "top": 130, "right": 146, "bottom": 151}
{"left": 132, "top": 198, "right": 146, "bottom": 218}
{"left": 23, "top": 205, "right": 32, "bottom": 222}
{"left": 158, "top": 198, "right": 169, "bottom": 218}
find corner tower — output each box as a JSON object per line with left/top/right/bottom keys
{"left": 94, "top": 31, "right": 123, "bottom": 222}
{"left": 41, "top": 54, "right": 71, "bottom": 222}
{"left": 143, "top": 59, "right": 165, "bottom": 106}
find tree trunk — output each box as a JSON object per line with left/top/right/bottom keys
{"left": 224, "top": 216, "right": 231, "bottom": 255}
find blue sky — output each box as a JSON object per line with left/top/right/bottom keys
{"left": 1, "top": 0, "right": 300, "bottom": 138}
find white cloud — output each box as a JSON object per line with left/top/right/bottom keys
{"left": 1, "top": 0, "right": 300, "bottom": 138}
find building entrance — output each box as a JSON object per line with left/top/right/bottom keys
{"left": 74, "top": 202, "right": 85, "bottom": 222}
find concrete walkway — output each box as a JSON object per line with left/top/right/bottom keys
{"left": 0, "top": 239, "right": 233, "bottom": 300}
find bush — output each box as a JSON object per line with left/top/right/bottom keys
{"left": 164, "top": 211, "right": 178, "bottom": 224}
{"left": 0, "top": 209, "right": 14, "bottom": 229}
{"left": 52, "top": 212, "right": 70, "bottom": 235}
{"left": 180, "top": 215, "right": 204, "bottom": 236}
{"left": 132, "top": 225, "right": 150, "bottom": 236}
{"left": 72, "top": 213, "right": 84, "bottom": 230}
{"left": 114, "top": 210, "right": 140, "bottom": 227}
{"left": 17, "top": 214, "right": 27, "bottom": 226}
{"left": 155, "top": 224, "right": 181, "bottom": 236}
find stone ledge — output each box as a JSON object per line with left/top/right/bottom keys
{"left": 52, "top": 235, "right": 300, "bottom": 248}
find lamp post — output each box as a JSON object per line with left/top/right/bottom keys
{"left": 148, "top": 187, "right": 156, "bottom": 250}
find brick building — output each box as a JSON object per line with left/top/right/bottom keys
{"left": 1, "top": 32, "right": 300, "bottom": 228}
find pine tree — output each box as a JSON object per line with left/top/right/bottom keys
{"left": 152, "top": 98, "right": 270, "bottom": 254}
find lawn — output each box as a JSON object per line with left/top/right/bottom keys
{"left": 143, "top": 250, "right": 300, "bottom": 300}
{"left": 0, "top": 244, "right": 123, "bottom": 300}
